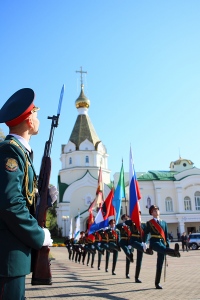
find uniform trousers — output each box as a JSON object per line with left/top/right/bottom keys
{"left": 0, "top": 275, "right": 25, "bottom": 300}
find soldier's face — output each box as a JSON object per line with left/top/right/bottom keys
{"left": 152, "top": 208, "right": 160, "bottom": 218}
{"left": 110, "top": 221, "right": 116, "bottom": 228}
{"left": 29, "top": 111, "right": 40, "bottom": 135}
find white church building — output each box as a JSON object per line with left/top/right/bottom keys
{"left": 56, "top": 77, "right": 200, "bottom": 239}
{"left": 56, "top": 82, "right": 112, "bottom": 237}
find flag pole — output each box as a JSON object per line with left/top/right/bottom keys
{"left": 125, "top": 196, "right": 128, "bottom": 215}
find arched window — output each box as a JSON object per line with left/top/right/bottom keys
{"left": 85, "top": 156, "right": 89, "bottom": 163}
{"left": 69, "top": 157, "right": 72, "bottom": 165}
{"left": 165, "top": 197, "right": 173, "bottom": 212}
{"left": 195, "top": 191, "right": 200, "bottom": 210}
{"left": 184, "top": 196, "right": 192, "bottom": 211}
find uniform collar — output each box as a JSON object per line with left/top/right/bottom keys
{"left": 9, "top": 133, "right": 31, "bottom": 152}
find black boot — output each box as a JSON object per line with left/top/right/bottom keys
{"left": 174, "top": 243, "right": 181, "bottom": 257}
{"left": 112, "top": 258, "right": 117, "bottom": 275}
{"left": 146, "top": 248, "right": 154, "bottom": 255}
{"left": 155, "top": 270, "right": 162, "bottom": 289}
{"left": 126, "top": 259, "right": 130, "bottom": 278}
{"left": 166, "top": 244, "right": 181, "bottom": 258}
{"left": 135, "top": 266, "right": 142, "bottom": 283}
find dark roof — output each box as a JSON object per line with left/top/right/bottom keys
{"left": 69, "top": 114, "right": 101, "bottom": 149}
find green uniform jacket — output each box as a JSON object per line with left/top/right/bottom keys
{"left": 144, "top": 219, "right": 170, "bottom": 248}
{"left": 0, "top": 136, "right": 44, "bottom": 277}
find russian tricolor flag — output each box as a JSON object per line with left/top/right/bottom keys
{"left": 89, "top": 189, "right": 115, "bottom": 234}
{"left": 129, "top": 147, "right": 142, "bottom": 230}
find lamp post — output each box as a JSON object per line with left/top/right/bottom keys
{"left": 62, "top": 215, "right": 69, "bottom": 237}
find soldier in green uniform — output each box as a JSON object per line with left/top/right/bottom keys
{"left": 105, "top": 219, "right": 120, "bottom": 275}
{"left": 93, "top": 230, "right": 104, "bottom": 270}
{"left": 0, "top": 88, "right": 54, "bottom": 300}
{"left": 123, "top": 213, "right": 153, "bottom": 283}
{"left": 116, "top": 217, "right": 134, "bottom": 278}
{"left": 144, "top": 205, "right": 181, "bottom": 289}
{"left": 76, "top": 231, "right": 85, "bottom": 263}
{"left": 86, "top": 232, "right": 96, "bottom": 268}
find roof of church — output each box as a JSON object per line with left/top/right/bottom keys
{"left": 138, "top": 170, "right": 178, "bottom": 181}
{"left": 69, "top": 114, "right": 101, "bottom": 149}
{"left": 69, "top": 84, "right": 101, "bottom": 149}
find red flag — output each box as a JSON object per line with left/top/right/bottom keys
{"left": 88, "top": 167, "right": 104, "bottom": 212}
{"left": 87, "top": 211, "right": 94, "bottom": 231}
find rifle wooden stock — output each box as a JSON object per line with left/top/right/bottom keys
{"left": 31, "top": 157, "right": 52, "bottom": 285}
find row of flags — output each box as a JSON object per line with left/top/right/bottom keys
{"left": 69, "top": 146, "right": 142, "bottom": 240}
{"left": 88, "top": 146, "right": 142, "bottom": 234}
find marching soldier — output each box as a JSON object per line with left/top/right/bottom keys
{"left": 116, "top": 217, "right": 134, "bottom": 279}
{"left": 124, "top": 213, "right": 153, "bottom": 283}
{"left": 105, "top": 219, "right": 120, "bottom": 275}
{"left": 64, "top": 236, "right": 73, "bottom": 260}
{"left": 77, "top": 231, "right": 85, "bottom": 264}
{"left": 144, "top": 205, "right": 181, "bottom": 289}
{"left": 93, "top": 231, "right": 104, "bottom": 270}
{"left": 86, "top": 232, "right": 96, "bottom": 268}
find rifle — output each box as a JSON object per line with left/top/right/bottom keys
{"left": 31, "top": 85, "right": 65, "bottom": 285}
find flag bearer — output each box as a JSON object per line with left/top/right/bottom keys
{"left": 144, "top": 205, "right": 181, "bottom": 289}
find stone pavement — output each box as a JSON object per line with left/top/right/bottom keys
{"left": 26, "top": 243, "right": 200, "bottom": 300}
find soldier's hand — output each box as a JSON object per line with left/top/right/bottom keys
{"left": 43, "top": 228, "right": 53, "bottom": 246}
{"left": 142, "top": 242, "right": 147, "bottom": 252}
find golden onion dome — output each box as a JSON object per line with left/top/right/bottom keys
{"left": 75, "top": 84, "right": 90, "bottom": 109}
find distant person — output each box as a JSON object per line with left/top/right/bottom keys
{"left": 181, "top": 232, "right": 188, "bottom": 252}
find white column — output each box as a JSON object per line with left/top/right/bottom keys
{"left": 176, "top": 187, "right": 183, "bottom": 212}
{"left": 155, "top": 188, "right": 161, "bottom": 208}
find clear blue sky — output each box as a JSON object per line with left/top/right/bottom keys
{"left": 1, "top": 1, "right": 200, "bottom": 186}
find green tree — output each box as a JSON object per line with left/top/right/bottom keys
{"left": 46, "top": 202, "right": 58, "bottom": 235}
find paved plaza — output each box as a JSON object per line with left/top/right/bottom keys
{"left": 26, "top": 243, "right": 200, "bottom": 299}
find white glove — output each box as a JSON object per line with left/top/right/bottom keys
{"left": 49, "top": 185, "right": 59, "bottom": 204}
{"left": 123, "top": 223, "right": 126, "bottom": 226}
{"left": 43, "top": 228, "right": 53, "bottom": 246}
{"left": 128, "top": 245, "right": 132, "bottom": 249}
{"left": 142, "top": 242, "right": 147, "bottom": 252}
{"left": 98, "top": 242, "right": 101, "bottom": 246}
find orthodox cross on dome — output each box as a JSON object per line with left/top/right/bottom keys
{"left": 76, "top": 66, "right": 87, "bottom": 85}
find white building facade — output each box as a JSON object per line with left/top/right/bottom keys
{"left": 114, "top": 158, "right": 200, "bottom": 239}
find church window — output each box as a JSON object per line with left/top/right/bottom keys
{"left": 184, "top": 196, "right": 192, "bottom": 211}
{"left": 69, "top": 157, "right": 72, "bottom": 164}
{"left": 195, "top": 191, "right": 200, "bottom": 210}
{"left": 165, "top": 197, "right": 173, "bottom": 212}
{"left": 85, "top": 156, "right": 89, "bottom": 163}
{"left": 146, "top": 197, "right": 151, "bottom": 208}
